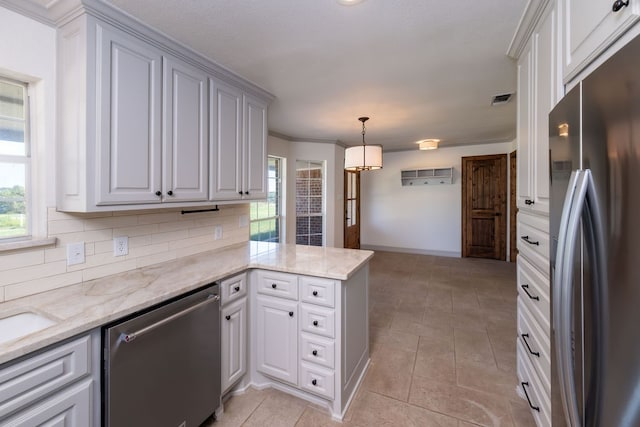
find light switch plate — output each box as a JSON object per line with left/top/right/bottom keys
{"left": 113, "top": 236, "right": 129, "bottom": 257}
{"left": 67, "top": 242, "right": 85, "bottom": 266}
{"left": 239, "top": 215, "right": 249, "bottom": 227}
{"left": 214, "top": 225, "right": 223, "bottom": 240}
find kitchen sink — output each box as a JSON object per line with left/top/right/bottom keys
{"left": 0, "top": 312, "right": 57, "bottom": 345}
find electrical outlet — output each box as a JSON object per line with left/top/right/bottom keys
{"left": 113, "top": 236, "right": 129, "bottom": 257}
{"left": 239, "top": 214, "right": 249, "bottom": 227}
{"left": 214, "top": 225, "right": 223, "bottom": 240}
{"left": 67, "top": 242, "right": 85, "bottom": 266}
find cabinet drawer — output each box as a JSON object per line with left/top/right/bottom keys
{"left": 300, "top": 304, "right": 335, "bottom": 339}
{"left": 1, "top": 378, "right": 92, "bottom": 427}
{"left": 517, "top": 339, "right": 551, "bottom": 427}
{"left": 517, "top": 297, "right": 551, "bottom": 392}
{"left": 0, "top": 335, "right": 91, "bottom": 419}
{"left": 221, "top": 272, "right": 247, "bottom": 305}
{"left": 300, "top": 333, "right": 335, "bottom": 369}
{"left": 518, "top": 215, "right": 550, "bottom": 275}
{"left": 517, "top": 255, "right": 550, "bottom": 336}
{"left": 300, "top": 362, "right": 335, "bottom": 400}
{"left": 300, "top": 277, "right": 335, "bottom": 308}
{"left": 256, "top": 270, "right": 298, "bottom": 300}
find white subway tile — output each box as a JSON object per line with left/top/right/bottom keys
{"left": 136, "top": 251, "right": 177, "bottom": 269}
{"left": 0, "top": 260, "right": 67, "bottom": 286}
{"left": 82, "top": 259, "right": 138, "bottom": 282}
{"left": 127, "top": 242, "right": 169, "bottom": 258}
{"left": 0, "top": 286, "right": 4, "bottom": 302}
{"left": 94, "top": 240, "right": 112, "bottom": 254}
{"left": 156, "top": 220, "right": 194, "bottom": 233}
{"left": 151, "top": 229, "right": 188, "bottom": 244}
{"left": 48, "top": 219, "right": 85, "bottom": 234}
{"left": 44, "top": 247, "right": 66, "bottom": 263}
{"left": 113, "top": 224, "right": 158, "bottom": 237}
{"left": 137, "top": 212, "right": 179, "bottom": 224}
{"left": 0, "top": 250, "right": 44, "bottom": 270}
{"left": 84, "top": 215, "right": 139, "bottom": 231}
{"left": 5, "top": 271, "right": 83, "bottom": 300}
{"left": 129, "top": 235, "right": 153, "bottom": 248}
{"left": 53, "top": 229, "right": 114, "bottom": 246}
{"left": 168, "top": 234, "right": 215, "bottom": 250}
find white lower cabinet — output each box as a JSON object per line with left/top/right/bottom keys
{"left": 221, "top": 298, "right": 247, "bottom": 393}
{"left": 255, "top": 296, "right": 298, "bottom": 385}
{"left": 0, "top": 332, "right": 100, "bottom": 427}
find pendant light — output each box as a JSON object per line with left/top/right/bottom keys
{"left": 344, "top": 117, "right": 383, "bottom": 171}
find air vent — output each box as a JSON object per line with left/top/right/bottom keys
{"left": 491, "top": 93, "right": 513, "bottom": 106}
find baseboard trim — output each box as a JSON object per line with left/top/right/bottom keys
{"left": 360, "top": 244, "right": 461, "bottom": 258}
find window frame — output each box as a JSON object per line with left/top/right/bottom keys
{"left": 0, "top": 76, "right": 31, "bottom": 242}
{"left": 295, "top": 160, "right": 325, "bottom": 247}
{"left": 250, "top": 156, "right": 284, "bottom": 243}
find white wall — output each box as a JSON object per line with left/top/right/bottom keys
{"left": 361, "top": 141, "right": 514, "bottom": 257}
{"left": 267, "top": 135, "right": 344, "bottom": 248}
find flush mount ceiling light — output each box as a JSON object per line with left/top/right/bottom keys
{"left": 337, "top": 0, "right": 366, "bottom": 5}
{"left": 344, "top": 117, "right": 383, "bottom": 171}
{"left": 417, "top": 139, "right": 440, "bottom": 150}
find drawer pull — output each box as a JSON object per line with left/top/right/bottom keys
{"left": 521, "top": 333, "right": 540, "bottom": 357}
{"left": 313, "top": 320, "right": 319, "bottom": 326}
{"left": 312, "top": 350, "right": 318, "bottom": 356}
{"left": 312, "top": 379, "right": 317, "bottom": 386}
{"left": 312, "top": 291, "right": 318, "bottom": 296}
{"left": 225, "top": 315, "right": 231, "bottom": 321}
{"left": 234, "top": 286, "right": 240, "bottom": 292}
{"left": 521, "top": 235, "right": 540, "bottom": 246}
{"left": 524, "top": 199, "right": 535, "bottom": 205}
{"left": 272, "top": 283, "right": 277, "bottom": 289}
{"left": 521, "top": 382, "right": 540, "bottom": 412}
{"left": 289, "top": 311, "right": 294, "bottom": 317}
{"left": 613, "top": 0, "right": 629, "bottom": 12}
{"left": 521, "top": 284, "right": 540, "bottom": 301}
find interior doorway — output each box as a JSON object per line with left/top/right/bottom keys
{"left": 344, "top": 170, "right": 360, "bottom": 249}
{"left": 509, "top": 150, "right": 518, "bottom": 262}
{"left": 461, "top": 154, "right": 507, "bottom": 260}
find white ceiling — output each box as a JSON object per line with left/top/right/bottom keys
{"left": 71, "top": 1, "right": 528, "bottom": 150}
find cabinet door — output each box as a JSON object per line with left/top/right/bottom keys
{"left": 256, "top": 296, "right": 298, "bottom": 386}
{"left": 243, "top": 94, "right": 268, "bottom": 199}
{"left": 516, "top": 37, "right": 533, "bottom": 209}
{"left": 96, "top": 23, "right": 163, "bottom": 205}
{"left": 221, "top": 298, "right": 247, "bottom": 393}
{"left": 563, "top": 0, "right": 640, "bottom": 82}
{"left": 210, "top": 78, "right": 243, "bottom": 200}
{"left": 162, "top": 57, "right": 208, "bottom": 202}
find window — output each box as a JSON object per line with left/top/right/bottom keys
{"left": 250, "top": 156, "right": 283, "bottom": 242}
{"left": 295, "top": 160, "right": 324, "bottom": 246}
{"left": 0, "top": 78, "right": 29, "bottom": 240}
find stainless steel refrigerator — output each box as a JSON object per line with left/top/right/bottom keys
{"left": 549, "top": 33, "right": 640, "bottom": 427}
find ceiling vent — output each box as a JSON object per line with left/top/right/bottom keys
{"left": 491, "top": 93, "right": 513, "bottom": 106}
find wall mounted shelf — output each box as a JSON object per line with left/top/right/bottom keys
{"left": 401, "top": 167, "right": 453, "bottom": 186}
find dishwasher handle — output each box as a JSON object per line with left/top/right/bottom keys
{"left": 121, "top": 294, "right": 220, "bottom": 343}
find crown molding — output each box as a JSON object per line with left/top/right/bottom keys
{"left": 506, "top": 0, "right": 551, "bottom": 59}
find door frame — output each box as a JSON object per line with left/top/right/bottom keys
{"left": 461, "top": 153, "right": 508, "bottom": 260}
{"left": 343, "top": 170, "right": 360, "bottom": 249}
{"left": 509, "top": 150, "right": 518, "bottom": 262}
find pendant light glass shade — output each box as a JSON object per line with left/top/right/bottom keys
{"left": 344, "top": 117, "right": 383, "bottom": 171}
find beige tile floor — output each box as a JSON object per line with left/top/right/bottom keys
{"left": 207, "top": 251, "right": 536, "bottom": 427}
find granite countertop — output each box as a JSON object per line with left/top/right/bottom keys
{"left": 0, "top": 242, "right": 373, "bottom": 365}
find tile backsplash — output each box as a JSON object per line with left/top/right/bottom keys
{"left": 0, "top": 205, "right": 250, "bottom": 302}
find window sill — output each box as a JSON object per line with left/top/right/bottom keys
{"left": 0, "top": 237, "right": 57, "bottom": 253}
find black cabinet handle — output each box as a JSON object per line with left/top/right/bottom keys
{"left": 521, "top": 334, "right": 540, "bottom": 357}
{"left": 225, "top": 315, "right": 231, "bottom": 321}
{"left": 521, "top": 382, "right": 540, "bottom": 412}
{"left": 524, "top": 199, "right": 535, "bottom": 205}
{"left": 167, "top": 190, "right": 174, "bottom": 196}
{"left": 521, "top": 235, "right": 540, "bottom": 246}
{"left": 613, "top": 0, "right": 629, "bottom": 12}
{"left": 312, "top": 291, "right": 318, "bottom": 296}
{"left": 244, "top": 191, "right": 249, "bottom": 195}
{"left": 313, "top": 320, "right": 319, "bottom": 326}
{"left": 238, "top": 191, "right": 243, "bottom": 195}
{"left": 521, "top": 284, "right": 540, "bottom": 301}
{"left": 234, "top": 286, "right": 240, "bottom": 292}
{"left": 311, "top": 379, "right": 317, "bottom": 386}
{"left": 272, "top": 283, "right": 277, "bottom": 289}
{"left": 289, "top": 311, "right": 294, "bottom": 317}
{"left": 312, "top": 350, "right": 318, "bottom": 356}
{"left": 155, "top": 191, "right": 162, "bottom": 197}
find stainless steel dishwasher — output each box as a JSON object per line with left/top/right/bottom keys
{"left": 104, "top": 284, "right": 221, "bottom": 427}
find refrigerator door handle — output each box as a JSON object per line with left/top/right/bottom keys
{"left": 553, "top": 169, "right": 583, "bottom": 427}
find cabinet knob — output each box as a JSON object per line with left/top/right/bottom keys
{"left": 167, "top": 190, "right": 174, "bottom": 196}
{"left": 524, "top": 199, "right": 535, "bottom": 205}
{"left": 234, "top": 286, "right": 240, "bottom": 292}
{"left": 225, "top": 315, "right": 231, "bottom": 321}
{"left": 312, "top": 350, "right": 318, "bottom": 356}
{"left": 313, "top": 320, "right": 319, "bottom": 326}
{"left": 244, "top": 191, "right": 249, "bottom": 195}
{"left": 155, "top": 191, "right": 162, "bottom": 197}
{"left": 238, "top": 191, "right": 243, "bottom": 195}
{"left": 312, "top": 291, "right": 318, "bottom": 296}
{"left": 311, "top": 379, "right": 317, "bottom": 386}
{"left": 613, "top": 0, "right": 629, "bottom": 12}
{"left": 289, "top": 311, "right": 294, "bottom": 317}
{"left": 272, "top": 283, "right": 277, "bottom": 289}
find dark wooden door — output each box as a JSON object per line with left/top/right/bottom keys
{"left": 462, "top": 154, "right": 507, "bottom": 260}
{"left": 510, "top": 150, "right": 518, "bottom": 262}
{"left": 344, "top": 170, "right": 360, "bottom": 249}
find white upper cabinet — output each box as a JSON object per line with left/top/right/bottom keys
{"left": 96, "top": 22, "right": 163, "bottom": 205}
{"left": 56, "top": 6, "right": 272, "bottom": 212}
{"left": 210, "top": 80, "right": 268, "bottom": 201}
{"left": 562, "top": 0, "right": 640, "bottom": 82}
{"left": 162, "top": 57, "right": 209, "bottom": 202}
